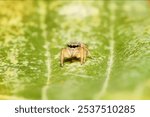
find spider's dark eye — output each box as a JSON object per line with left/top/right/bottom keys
{"left": 68, "top": 43, "right": 80, "bottom": 48}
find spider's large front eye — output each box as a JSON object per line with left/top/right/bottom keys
{"left": 69, "top": 45, "right": 73, "bottom": 48}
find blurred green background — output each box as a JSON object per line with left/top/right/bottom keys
{"left": 0, "top": 0, "right": 150, "bottom": 100}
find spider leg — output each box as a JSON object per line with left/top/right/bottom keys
{"left": 60, "top": 49, "right": 64, "bottom": 67}
{"left": 80, "top": 48, "right": 84, "bottom": 65}
{"left": 83, "top": 49, "right": 87, "bottom": 63}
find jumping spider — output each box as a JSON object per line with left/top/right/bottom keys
{"left": 60, "top": 42, "right": 89, "bottom": 67}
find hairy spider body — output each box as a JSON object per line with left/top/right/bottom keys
{"left": 60, "top": 42, "right": 89, "bottom": 67}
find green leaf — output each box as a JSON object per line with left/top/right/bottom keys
{"left": 0, "top": 0, "right": 150, "bottom": 99}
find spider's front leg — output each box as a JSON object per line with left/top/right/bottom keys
{"left": 60, "top": 49, "right": 64, "bottom": 67}
{"left": 83, "top": 49, "right": 87, "bottom": 63}
{"left": 80, "top": 48, "right": 84, "bottom": 65}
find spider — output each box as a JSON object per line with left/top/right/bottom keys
{"left": 60, "top": 42, "right": 89, "bottom": 67}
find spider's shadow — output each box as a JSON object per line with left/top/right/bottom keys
{"left": 64, "top": 57, "right": 80, "bottom": 63}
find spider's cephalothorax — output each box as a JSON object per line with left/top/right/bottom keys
{"left": 67, "top": 42, "right": 80, "bottom": 48}
{"left": 60, "top": 42, "right": 89, "bottom": 67}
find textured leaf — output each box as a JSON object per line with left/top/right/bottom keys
{"left": 0, "top": 0, "right": 150, "bottom": 100}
